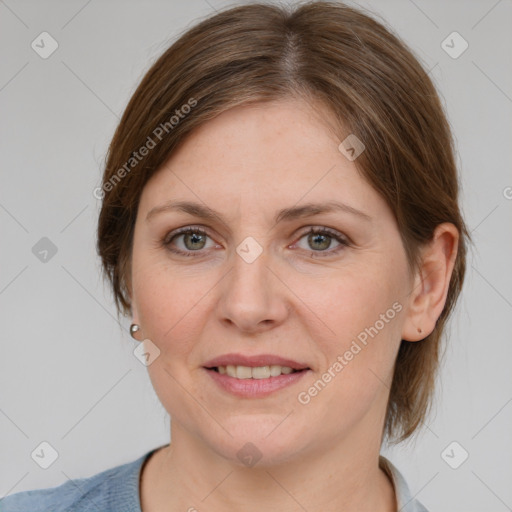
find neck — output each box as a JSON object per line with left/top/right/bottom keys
{"left": 142, "top": 422, "right": 396, "bottom": 512}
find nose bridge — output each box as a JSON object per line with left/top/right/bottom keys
{"left": 229, "top": 239, "right": 272, "bottom": 302}
{"left": 218, "top": 237, "right": 284, "bottom": 330}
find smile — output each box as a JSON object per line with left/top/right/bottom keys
{"left": 213, "top": 364, "right": 299, "bottom": 379}
{"left": 203, "top": 365, "right": 310, "bottom": 398}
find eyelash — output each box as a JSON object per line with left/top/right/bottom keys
{"left": 162, "top": 226, "right": 350, "bottom": 258}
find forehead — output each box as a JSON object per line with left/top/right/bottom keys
{"left": 138, "top": 99, "right": 388, "bottom": 223}
{"left": 167, "top": 98, "right": 342, "bottom": 175}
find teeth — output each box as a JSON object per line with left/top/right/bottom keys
{"left": 219, "top": 364, "right": 298, "bottom": 379}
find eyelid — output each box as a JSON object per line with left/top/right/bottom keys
{"left": 294, "top": 225, "right": 351, "bottom": 244}
{"left": 164, "top": 224, "right": 350, "bottom": 242}
{"left": 163, "top": 225, "right": 212, "bottom": 244}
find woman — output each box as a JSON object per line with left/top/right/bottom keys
{"left": 1, "top": 1, "right": 468, "bottom": 511}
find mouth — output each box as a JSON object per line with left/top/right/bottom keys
{"left": 202, "top": 353, "right": 310, "bottom": 378}
{"left": 205, "top": 364, "right": 308, "bottom": 379}
{"left": 202, "top": 353, "right": 311, "bottom": 397}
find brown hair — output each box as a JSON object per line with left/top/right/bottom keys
{"left": 97, "top": 1, "right": 469, "bottom": 442}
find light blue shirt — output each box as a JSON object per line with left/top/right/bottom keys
{"left": 1, "top": 447, "right": 428, "bottom": 511}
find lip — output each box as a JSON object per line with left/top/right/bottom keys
{"left": 203, "top": 353, "right": 310, "bottom": 370}
{"left": 204, "top": 367, "right": 311, "bottom": 398}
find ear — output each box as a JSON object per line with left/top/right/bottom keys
{"left": 124, "top": 259, "right": 137, "bottom": 316}
{"left": 125, "top": 271, "right": 142, "bottom": 338}
{"left": 401, "top": 222, "right": 459, "bottom": 342}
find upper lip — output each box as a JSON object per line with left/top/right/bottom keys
{"left": 203, "top": 353, "right": 310, "bottom": 370}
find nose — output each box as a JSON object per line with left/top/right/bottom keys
{"left": 217, "top": 244, "right": 289, "bottom": 334}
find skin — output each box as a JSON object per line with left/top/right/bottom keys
{"left": 129, "top": 97, "right": 459, "bottom": 512}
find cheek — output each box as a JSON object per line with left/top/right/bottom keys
{"left": 295, "top": 261, "right": 404, "bottom": 405}
{"left": 131, "top": 254, "right": 212, "bottom": 354}
{"left": 300, "top": 260, "right": 403, "bottom": 345}
{"left": 132, "top": 262, "right": 214, "bottom": 422}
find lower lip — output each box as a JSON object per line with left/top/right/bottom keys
{"left": 204, "top": 368, "right": 310, "bottom": 398}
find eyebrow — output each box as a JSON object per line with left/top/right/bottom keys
{"left": 146, "top": 199, "right": 372, "bottom": 225}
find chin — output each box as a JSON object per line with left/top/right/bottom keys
{"left": 204, "top": 419, "right": 308, "bottom": 468}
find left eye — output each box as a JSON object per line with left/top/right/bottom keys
{"left": 293, "top": 228, "right": 349, "bottom": 256}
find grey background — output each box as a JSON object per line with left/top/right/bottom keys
{"left": 1, "top": 0, "right": 511, "bottom": 510}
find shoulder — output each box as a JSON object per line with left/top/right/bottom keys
{"left": 380, "top": 456, "right": 430, "bottom": 512}
{"left": 0, "top": 448, "right": 159, "bottom": 512}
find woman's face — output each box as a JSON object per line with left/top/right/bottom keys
{"left": 130, "top": 98, "right": 414, "bottom": 464}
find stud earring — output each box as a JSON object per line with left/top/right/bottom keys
{"left": 130, "top": 323, "right": 142, "bottom": 341}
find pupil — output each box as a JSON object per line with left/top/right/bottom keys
{"left": 186, "top": 232, "right": 205, "bottom": 250}
{"left": 310, "top": 233, "right": 330, "bottom": 250}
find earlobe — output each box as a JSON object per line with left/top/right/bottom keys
{"left": 401, "top": 223, "right": 459, "bottom": 342}
{"left": 128, "top": 289, "right": 142, "bottom": 341}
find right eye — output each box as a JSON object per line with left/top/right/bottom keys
{"left": 163, "top": 227, "right": 218, "bottom": 257}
